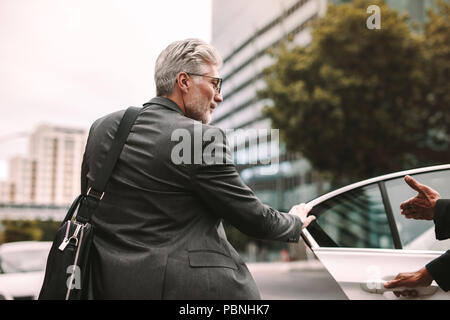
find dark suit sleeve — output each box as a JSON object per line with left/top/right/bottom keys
{"left": 188, "top": 127, "right": 302, "bottom": 243}
{"left": 434, "top": 199, "right": 450, "bottom": 240}
{"left": 425, "top": 199, "right": 450, "bottom": 292}
{"left": 426, "top": 250, "right": 450, "bottom": 292}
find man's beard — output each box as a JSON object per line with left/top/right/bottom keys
{"left": 185, "top": 94, "right": 211, "bottom": 124}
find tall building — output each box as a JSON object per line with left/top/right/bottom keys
{"left": 212, "top": 0, "right": 328, "bottom": 211}
{"left": 0, "top": 181, "right": 12, "bottom": 204}
{"left": 0, "top": 125, "right": 87, "bottom": 206}
{"left": 211, "top": 0, "right": 446, "bottom": 212}
{"left": 8, "top": 156, "right": 34, "bottom": 204}
{"left": 28, "top": 125, "right": 87, "bottom": 206}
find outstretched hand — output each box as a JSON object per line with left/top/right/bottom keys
{"left": 289, "top": 203, "right": 315, "bottom": 229}
{"left": 400, "top": 175, "right": 440, "bottom": 220}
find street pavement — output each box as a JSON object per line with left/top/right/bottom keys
{"left": 247, "top": 260, "right": 348, "bottom": 300}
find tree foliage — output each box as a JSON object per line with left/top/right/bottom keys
{"left": 0, "top": 219, "right": 60, "bottom": 244}
{"left": 260, "top": 0, "right": 450, "bottom": 185}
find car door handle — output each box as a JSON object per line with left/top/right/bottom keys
{"left": 360, "top": 280, "right": 439, "bottom": 296}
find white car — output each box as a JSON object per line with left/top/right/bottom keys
{"left": 302, "top": 164, "right": 450, "bottom": 300}
{"left": 0, "top": 241, "right": 52, "bottom": 300}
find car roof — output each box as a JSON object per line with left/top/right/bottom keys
{"left": 0, "top": 241, "right": 52, "bottom": 254}
{"left": 307, "top": 164, "right": 450, "bottom": 207}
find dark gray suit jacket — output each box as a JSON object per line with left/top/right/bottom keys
{"left": 426, "top": 199, "right": 450, "bottom": 291}
{"left": 81, "top": 97, "right": 302, "bottom": 299}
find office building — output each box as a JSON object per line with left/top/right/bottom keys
{"left": 211, "top": 0, "right": 445, "bottom": 211}
{"left": 0, "top": 181, "right": 12, "bottom": 204}
{"left": 212, "top": 0, "right": 329, "bottom": 211}
{"left": 7, "top": 156, "right": 34, "bottom": 204}
{"left": 29, "top": 125, "right": 87, "bottom": 206}
{"left": 0, "top": 125, "right": 87, "bottom": 206}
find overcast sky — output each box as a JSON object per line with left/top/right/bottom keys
{"left": 0, "top": 0, "right": 212, "bottom": 180}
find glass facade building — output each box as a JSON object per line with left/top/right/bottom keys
{"left": 212, "top": 0, "right": 329, "bottom": 213}
{"left": 211, "top": 0, "right": 446, "bottom": 213}
{"left": 211, "top": 0, "right": 447, "bottom": 261}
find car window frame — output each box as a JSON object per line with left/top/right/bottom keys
{"left": 378, "top": 180, "right": 402, "bottom": 249}
{"left": 304, "top": 166, "right": 450, "bottom": 250}
{"left": 382, "top": 168, "right": 450, "bottom": 248}
{"left": 305, "top": 181, "right": 398, "bottom": 249}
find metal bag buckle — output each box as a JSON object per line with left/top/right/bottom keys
{"left": 86, "top": 187, "right": 105, "bottom": 201}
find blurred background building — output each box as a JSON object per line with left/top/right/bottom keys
{"left": 7, "top": 156, "right": 34, "bottom": 205}
{"left": 0, "top": 125, "right": 86, "bottom": 206}
{"left": 211, "top": 0, "right": 446, "bottom": 261}
{"left": 211, "top": 0, "right": 444, "bottom": 213}
{"left": 212, "top": 0, "right": 329, "bottom": 214}
{"left": 29, "top": 125, "right": 86, "bottom": 206}
{"left": 0, "top": 181, "right": 12, "bottom": 204}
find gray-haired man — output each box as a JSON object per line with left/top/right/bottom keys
{"left": 81, "top": 38, "right": 315, "bottom": 299}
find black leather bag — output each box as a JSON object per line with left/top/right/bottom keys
{"left": 38, "top": 107, "right": 140, "bottom": 300}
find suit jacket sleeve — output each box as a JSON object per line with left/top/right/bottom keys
{"left": 426, "top": 251, "right": 450, "bottom": 292}
{"left": 434, "top": 199, "right": 450, "bottom": 240}
{"left": 425, "top": 199, "right": 450, "bottom": 292}
{"left": 188, "top": 127, "right": 302, "bottom": 243}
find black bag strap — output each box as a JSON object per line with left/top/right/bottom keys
{"left": 76, "top": 106, "right": 141, "bottom": 224}
{"left": 61, "top": 194, "right": 84, "bottom": 225}
{"left": 89, "top": 106, "right": 141, "bottom": 195}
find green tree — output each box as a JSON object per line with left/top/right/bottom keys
{"left": 0, "top": 219, "right": 60, "bottom": 244}
{"left": 35, "top": 219, "right": 61, "bottom": 241}
{"left": 259, "top": 0, "right": 449, "bottom": 185}
{"left": 0, "top": 220, "right": 43, "bottom": 244}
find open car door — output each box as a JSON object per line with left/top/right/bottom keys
{"left": 301, "top": 165, "right": 450, "bottom": 300}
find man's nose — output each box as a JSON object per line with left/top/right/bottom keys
{"left": 215, "top": 92, "right": 223, "bottom": 103}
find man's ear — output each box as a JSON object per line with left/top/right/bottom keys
{"left": 177, "top": 72, "right": 190, "bottom": 93}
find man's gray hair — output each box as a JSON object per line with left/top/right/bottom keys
{"left": 155, "top": 38, "right": 222, "bottom": 96}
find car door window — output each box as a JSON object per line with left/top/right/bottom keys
{"left": 312, "top": 184, "right": 394, "bottom": 249}
{"left": 384, "top": 169, "right": 450, "bottom": 248}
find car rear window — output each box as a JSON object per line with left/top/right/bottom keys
{"left": 311, "top": 183, "right": 395, "bottom": 249}
{"left": 385, "top": 169, "right": 450, "bottom": 248}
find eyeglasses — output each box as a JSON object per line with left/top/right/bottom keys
{"left": 186, "top": 73, "right": 223, "bottom": 94}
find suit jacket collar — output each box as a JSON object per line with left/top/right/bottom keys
{"left": 143, "top": 97, "right": 184, "bottom": 115}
